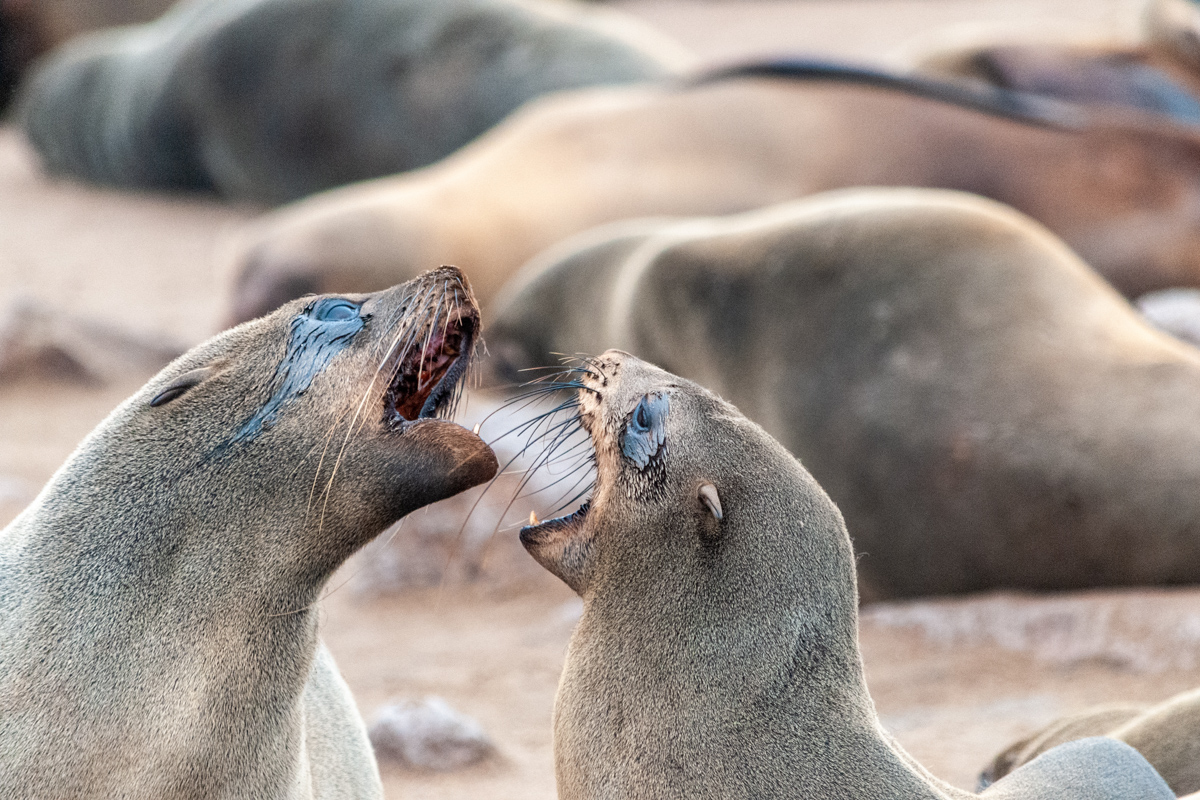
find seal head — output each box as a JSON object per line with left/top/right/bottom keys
{"left": 521, "top": 350, "right": 1174, "bottom": 800}
{"left": 0, "top": 265, "right": 497, "bottom": 798}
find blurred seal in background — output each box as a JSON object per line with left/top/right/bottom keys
{"left": 226, "top": 59, "right": 1200, "bottom": 324}
{"left": 491, "top": 188, "right": 1200, "bottom": 600}
{"left": 17, "top": 0, "right": 690, "bottom": 202}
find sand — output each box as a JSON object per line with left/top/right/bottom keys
{"left": 3, "top": 1, "right": 1199, "bottom": 797}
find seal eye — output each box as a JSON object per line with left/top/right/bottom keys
{"left": 312, "top": 299, "right": 360, "bottom": 322}
{"left": 621, "top": 392, "right": 669, "bottom": 469}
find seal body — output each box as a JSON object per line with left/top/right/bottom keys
{"left": 17, "top": 0, "right": 688, "bottom": 203}
{"left": 0, "top": 266, "right": 498, "bottom": 798}
{"left": 492, "top": 189, "right": 1200, "bottom": 600}
{"left": 0, "top": 0, "right": 173, "bottom": 111}
{"left": 914, "top": 0, "right": 1200, "bottom": 124}
{"left": 229, "top": 60, "right": 1200, "bottom": 323}
{"left": 518, "top": 351, "right": 1173, "bottom": 800}
{"left": 984, "top": 688, "right": 1200, "bottom": 795}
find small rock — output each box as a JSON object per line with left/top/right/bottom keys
{"left": 368, "top": 696, "right": 495, "bottom": 771}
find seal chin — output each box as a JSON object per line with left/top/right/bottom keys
{"left": 520, "top": 499, "right": 592, "bottom": 546}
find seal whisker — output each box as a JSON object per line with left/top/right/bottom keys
{"left": 305, "top": 304, "right": 426, "bottom": 516}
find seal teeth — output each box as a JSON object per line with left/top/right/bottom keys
{"left": 530, "top": 511, "right": 540, "bottom": 526}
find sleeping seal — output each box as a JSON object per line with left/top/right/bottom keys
{"left": 982, "top": 688, "right": 1200, "bottom": 795}
{"left": 491, "top": 188, "right": 1200, "bottom": 600}
{"left": 913, "top": 0, "right": 1200, "bottom": 123}
{"left": 519, "top": 350, "right": 1173, "bottom": 800}
{"left": 16, "top": 0, "right": 688, "bottom": 203}
{"left": 228, "top": 57, "right": 1200, "bottom": 323}
{"left": 0, "top": 265, "right": 498, "bottom": 798}
{"left": 0, "top": 0, "right": 173, "bottom": 111}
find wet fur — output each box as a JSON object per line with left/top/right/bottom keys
{"left": 0, "top": 267, "right": 497, "bottom": 798}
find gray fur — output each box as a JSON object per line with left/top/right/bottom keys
{"left": 522, "top": 351, "right": 1172, "bottom": 800}
{"left": 0, "top": 266, "right": 497, "bottom": 798}
{"left": 17, "top": 0, "right": 688, "bottom": 203}
{"left": 986, "top": 686, "right": 1200, "bottom": 795}
{"left": 493, "top": 188, "right": 1200, "bottom": 599}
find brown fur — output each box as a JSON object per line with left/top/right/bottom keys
{"left": 914, "top": 1, "right": 1200, "bottom": 123}
{"left": 985, "top": 688, "right": 1200, "bottom": 795}
{"left": 520, "top": 351, "right": 1173, "bottom": 800}
{"left": 229, "top": 62, "right": 1200, "bottom": 323}
{"left": 491, "top": 189, "right": 1200, "bottom": 599}
{"left": 0, "top": 266, "right": 497, "bottom": 798}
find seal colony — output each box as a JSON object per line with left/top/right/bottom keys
{"left": 491, "top": 189, "right": 1200, "bottom": 600}
{"left": 0, "top": 266, "right": 498, "bottom": 798}
{"left": 17, "top": 0, "right": 688, "bottom": 203}
{"left": 982, "top": 688, "right": 1200, "bottom": 795}
{"left": 228, "top": 55, "right": 1200, "bottom": 323}
{"left": 519, "top": 350, "right": 1175, "bottom": 800}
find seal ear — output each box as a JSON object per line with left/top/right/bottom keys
{"left": 149, "top": 367, "right": 217, "bottom": 407}
{"left": 698, "top": 483, "right": 723, "bottom": 521}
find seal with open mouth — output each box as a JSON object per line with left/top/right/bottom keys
{"left": 0, "top": 265, "right": 497, "bottom": 799}
{"left": 520, "top": 350, "right": 1173, "bottom": 800}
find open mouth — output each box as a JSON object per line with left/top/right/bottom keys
{"left": 383, "top": 310, "right": 477, "bottom": 425}
{"left": 518, "top": 376, "right": 601, "bottom": 543}
{"left": 520, "top": 498, "right": 592, "bottom": 544}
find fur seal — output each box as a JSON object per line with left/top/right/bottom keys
{"left": 228, "top": 56, "right": 1200, "bottom": 323}
{"left": 490, "top": 188, "right": 1200, "bottom": 600}
{"left": 0, "top": 0, "right": 172, "bottom": 112}
{"left": 16, "top": 0, "right": 688, "bottom": 203}
{"left": 0, "top": 265, "right": 498, "bottom": 797}
{"left": 982, "top": 688, "right": 1200, "bottom": 795}
{"left": 913, "top": 0, "right": 1200, "bottom": 123}
{"left": 518, "top": 350, "right": 1174, "bottom": 800}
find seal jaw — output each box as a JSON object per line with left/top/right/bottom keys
{"left": 520, "top": 498, "right": 592, "bottom": 543}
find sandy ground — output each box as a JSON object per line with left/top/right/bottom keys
{"left": 4, "top": 1, "right": 1200, "bottom": 798}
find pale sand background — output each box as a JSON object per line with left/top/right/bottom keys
{"left": 3, "top": 1, "right": 1199, "bottom": 798}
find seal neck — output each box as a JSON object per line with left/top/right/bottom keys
{"left": 558, "top": 593, "right": 958, "bottom": 799}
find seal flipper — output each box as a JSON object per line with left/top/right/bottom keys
{"left": 980, "top": 737, "right": 1173, "bottom": 800}
{"left": 953, "top": 46, "right": 1200, "bottom": 123}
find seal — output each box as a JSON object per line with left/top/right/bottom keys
{"left": 17, "top": 0, "right": 688, "bottom": 203}
{"left": 490, "top": 188, "right": 1200, "bottom": 600}
{"left": 0, "top": 265, "right": 498, "bottom": 798}
{"left": 227, "top": 55, "right": 1200, "bottom": 324}
{"left": 983, "top": 689, "right": 1200, "bottom": 795}
{"left": 0, "top": 0, "right": 172, "bottom": 112}
{"left": 913, "top": 0, "right": 1200, "bottom": 124}
{"left": 518, "top": 350, "right": 1174, "bottom": 800}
